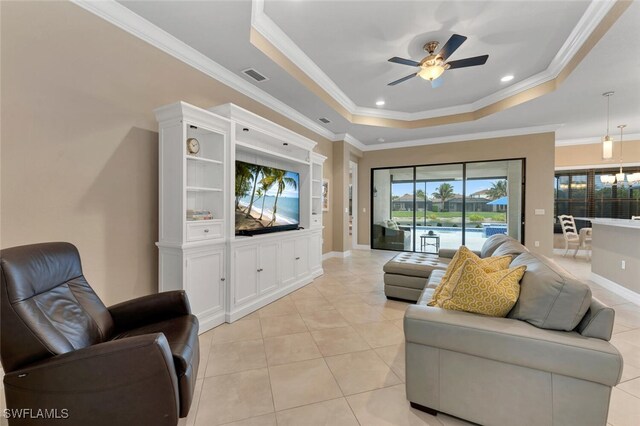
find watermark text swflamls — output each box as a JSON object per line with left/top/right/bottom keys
{"left": 3, "top": 408, "right": 69, "bottom": 419}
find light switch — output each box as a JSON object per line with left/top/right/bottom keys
{"left": 534, "top": 209, "right": 545, "bottom": 216}
{"left": 345, "top": 208, "right": 349, "bottom": 213}
{"left": 362, "top": 208, "right": 366, "bottom": 213}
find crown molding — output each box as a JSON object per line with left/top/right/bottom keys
{"left": 251, "top": 0, "right": 618, "bottom": 121}
{"left": 361, "top": 124, "right": 562, "bottom": 152}
{"left": 71, "top": 0, "right": 336, "bottom": 142}
{"left": 251, "top": 0, "right": 356, "bottom": 113}
{"left": 556, "top": 133, "right": 640, "bottom": 146}
{"left": 333, "top": 133, "right": 369, "bottom": 152}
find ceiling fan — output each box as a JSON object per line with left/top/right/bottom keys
{"left": 387, "top": 34, "right": 488, "bottom": 88}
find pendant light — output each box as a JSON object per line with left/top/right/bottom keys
{"left": 602, "top": 92, "right": 614, "bottom": 160}
{"left": 615, "top": 125, "right": 627, "bottom": 185}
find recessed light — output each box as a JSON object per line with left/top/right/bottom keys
{"left": 375, "top": 100, "right": 385, "bottom": 106}
{"left": 377, "top": 138, "right": 385, "bottom": 143}
{"left": 501, "top": 75, "right": 514, "bottom": 82}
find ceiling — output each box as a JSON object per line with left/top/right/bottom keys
{"left": 116, "top": 0, "right": 639, "bottom": 148}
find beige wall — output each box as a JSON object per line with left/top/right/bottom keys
{"left": 357, "top": 133, "right": 557, "bottom": 256}
{"left": 556, "top": 139, "right": 640, "bottom": 169}
{"left": 591, "top": 224, "right": 640, "bottom": 294}
{"left": 0, "top": 2, "right": 334, "bottom": 305}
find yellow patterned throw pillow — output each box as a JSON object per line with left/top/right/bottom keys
{"left": 437, "top": 259, "right": 527, "bottom": 317}
{"left": 428, "top": 246, "right": 511, "bottom": 306}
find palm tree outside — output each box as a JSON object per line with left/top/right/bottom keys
{"left": 486, "top": 180, "right": 507, "bottom": 200}
{"left": 432, "top": 183, "right": 455, "bottom": 212}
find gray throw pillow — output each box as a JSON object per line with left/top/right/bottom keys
{"left": 480, "top": 234, "right": 514, "bottom": 258}
{"left": 508, "top": 252, "right": 592, "bottom": 331}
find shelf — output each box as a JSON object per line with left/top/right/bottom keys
{"left": 186, "top": 186, "right": 223, "bottom": 192}
{"left": 186, "top": 156, "right": 223, "bottom": 165}
{"left": 236, "top": 140, "right": 310, "bottom": 165}
{"left": 186, "top": 219, "right": 223, "bottom": 223}
{"left": 312, "top": 179, "right": 321, "bottom": 183}
{"left": 312, "top": 196, "right": 321, "bottom": 199}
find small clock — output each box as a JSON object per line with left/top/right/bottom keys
{"left": 186, "top": 138, "right": 200, "bottom": 155}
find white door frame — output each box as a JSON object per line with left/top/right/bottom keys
{"left": 349, "top": 161, "right": 358, "bottom": 249}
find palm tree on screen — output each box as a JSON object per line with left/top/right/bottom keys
{"left": 257, "top": 173, "right": 273, "bottom": 221}
{"left": 262, "top": 169, "right": 297, "bottom": 226}
{"left": 245, "top": 165, "right": 263, "bottom": 217}
{"left": 235, "top": 162, "right": 252, "bottom": 210}
{"left": 432, "top": 183, "right": 455, "bottom": 212}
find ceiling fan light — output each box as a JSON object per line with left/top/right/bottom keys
{"left": 602, "top": 135, "right": 614, "bottom": 160}
{"left": 418, "top": 65, "right": 445, "bottom": 81}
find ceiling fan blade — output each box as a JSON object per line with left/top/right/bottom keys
{"left": 446, "top": 55, "right": 489, "bottom": 69}
{"left": 438, "top": 34, "right": 467, "bottom": 61}
{"left": 388, "top": 73, "right": 418, "bottom": 86}
{"left": 431, "top": 76, "right": 444, "bottom": 89}
{"left": 388, "top": 57, "right": 421, "bottom": 67}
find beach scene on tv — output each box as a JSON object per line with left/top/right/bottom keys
{"left": 235, "top": 161, "right": 300, "bottom": 233}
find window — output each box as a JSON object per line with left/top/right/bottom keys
{"left": 554, "top": 167, "right": 640, "bottom": 230}
{"left": 371, "top": 159, "right": 524, "bottom": 252}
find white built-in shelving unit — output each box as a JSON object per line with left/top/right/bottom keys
{"left": 155, "top": 101, "right": 326, "bottom": 333}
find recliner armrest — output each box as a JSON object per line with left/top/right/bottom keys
{"left": 404, "top": 305, "right": 622, "bottom": 387}
{"left": 3, "top": 334, "right": 180, "bottom": 425}
{"left": 108, "top": 290, "right": 191, "bottom": 332}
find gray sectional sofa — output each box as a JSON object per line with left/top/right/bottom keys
{"left": 401, "top": 235, "right": 623, "bottom": 426}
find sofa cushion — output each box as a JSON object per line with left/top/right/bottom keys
{"left": 434, "top": 259, "right": 526, "bottom": 317}
{"left": 491, "top": 240, "right": 529, "bottom": 259}
{"left": 480, "top": 234, "right": 513, "bottom": 258}
{"left": 426, "top": 269, "right": 446, "bottom": 289}
{"left": 429, "top": 246, "right": 511, "bottom": 306}
{"left": 383, "top": 252, "right": 449, "bottom": 278}
{"left": 418, "top": 287, "right": 436, "bottom": 305}
{"left": 508, "top": 252, "right": 592, "bottom": 331}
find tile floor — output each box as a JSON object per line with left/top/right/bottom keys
{"left": 1, "top": 250, "right": 639, "bottom": 426}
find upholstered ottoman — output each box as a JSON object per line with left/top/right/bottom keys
{"left": 383, "top": 252, "right": 449, "bottom": 302}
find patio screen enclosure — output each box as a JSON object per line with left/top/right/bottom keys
{"left": 371, "top": 159, "right": 524, "bottom": 253}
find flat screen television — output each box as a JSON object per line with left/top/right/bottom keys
{"left": 235, "top": 160, "right": 300, "bottom": 236}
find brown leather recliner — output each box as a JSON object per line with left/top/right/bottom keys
{"left": 0, "top": 242, "right": 199, "bottom": 425}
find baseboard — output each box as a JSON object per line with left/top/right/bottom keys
{"left": 322, "top": 251, "right": 352, "bottom": 260}
{"left": 197, "top": 311, "right": 226, "bottom": 334}
{"left": 226, "top": 275, "right": 314, "bottom": 322}
{"left": 552, "top": 248, "right": 591, "bottom": 258}
{"left": 590, "top": 272, "right": 640, "bottom": 306}
{"left": 353, "top": 244, "right": 371, "bottom": 250}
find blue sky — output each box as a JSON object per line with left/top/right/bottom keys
{"left": 392, "top": 179, "right": 500, "bottom": 197}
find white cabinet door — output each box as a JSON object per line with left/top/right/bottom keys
{"left": 280, "top": 239, "right": 296, "bottom": 287}
{"left": 185, "top": 248, "right": 224, "bottom": 320}
{"left": 309, "top": 232, "right": 322, "bottom": 275}
{"left": 234, "top": 245, "right": 259, "bottom": 305}
{"left": 259, "top": 242, "right": 279, "bottom": 294}
{"left": 294, "top": 237, "right": 310, "bottom": 278}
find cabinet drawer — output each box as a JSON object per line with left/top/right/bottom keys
{"left": 187, "top": 221, "right": 223, "bottom": 241}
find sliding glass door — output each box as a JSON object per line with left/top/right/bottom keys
{"left": 371, "top": 159, "right": 524, "bottom": 252}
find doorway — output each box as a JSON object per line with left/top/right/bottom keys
{"left": 349, "top": 161, "right": 358, "bottom": 249}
